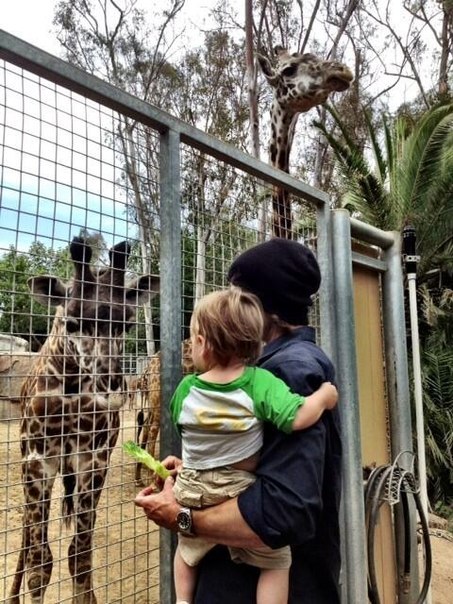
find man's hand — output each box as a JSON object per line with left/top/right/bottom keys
{"left": 134, "top": 476, "right": 180, "bottom": 531}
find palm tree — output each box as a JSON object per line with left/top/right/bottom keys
{"left": 315, "top": 103, "right": 453, "bottom": 279}
{"left": 315, "top": 103, "right": 453, "bottom": 507}
{"left": 419, "top": 285, "right": 453, "bottom": 506}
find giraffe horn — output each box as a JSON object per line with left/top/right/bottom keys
{"left": 70, "top": 237, "right": 95, "bottom": 284}
{"left": 108, "top": 240, "right": 131, "bottom": 285}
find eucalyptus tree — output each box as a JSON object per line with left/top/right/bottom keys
{"left": 355, "top": 0, "right": 453, "bottom": 107}
{"left": 54, "top": 0, "right": 185, "bottom": 353}
{"left": 173, "top": 29, "right": 253, "bottom": 300}
{"left": 0, "top": 242, "right": 71, "bottom": 349}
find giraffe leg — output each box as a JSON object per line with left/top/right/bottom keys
{"left": 68, "top": 506, "right": 98, "bottom": 604}
{"left": 67, "top": 442, "right": 117, "bottom": 604}
{"left": 19, "top": 455, "right": 58, "bottom": 603}
{"left": 147, "top": 409, "right": 160, "bottom": 459}
{"left": 135, "top": 388, "right": 150, "bottom": 485}
{"left": 7, "top": 536, "right": 26, "bottom": 603}
{"left": 147, "top": 387, "right": 161, "bottom": 459}
{"left": 67, "top": 473, "right": 98, "bottom": 602}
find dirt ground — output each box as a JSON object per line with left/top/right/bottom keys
{"left": 1, "top": 411, "right": 452, "bottom": 603}
{"left": 429, "top": 533, "right": 453, "bottom": 603}
{"left": 0, "top": 410, "right": 160, "bottom": 604}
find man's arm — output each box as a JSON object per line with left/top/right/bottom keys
{"left": 134, "top": 477, "right": 265, "bottom": 548}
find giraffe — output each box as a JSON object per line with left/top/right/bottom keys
{"left": 257, "top": 46, "right": 354, "bottom": 239}
{"left": 134, "top": 338, "right": 193, "bottom": 485}
{"left": 8, "top": 236, "right": 159, "bottom": 604}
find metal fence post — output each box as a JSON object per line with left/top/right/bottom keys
{"left": 159, "top": 127, "right": 182, "bottom": 604}
{"left": 316, "top": 198, "right": 336, "bottom": 362}
{"left": 331, "top": 209, "right": 368, "bottom": 604}
{"left": 382, "top": 232, "right": 419, "bottom": 603}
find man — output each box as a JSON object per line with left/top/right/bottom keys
{"left": 135, "top": 238, "right": 342, "bottom": 603}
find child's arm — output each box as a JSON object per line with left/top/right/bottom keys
{"left": 292, "top": 382, "right": 338, "bottom": 430}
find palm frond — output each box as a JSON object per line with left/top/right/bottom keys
{"left": 397, "top": 104, "right": 453, "bottom": 221}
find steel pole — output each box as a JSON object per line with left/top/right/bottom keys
{"left": 331, "top": 209, "right": 368, "bottom": 604}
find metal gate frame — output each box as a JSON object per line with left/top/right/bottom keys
{"left": 331, "top": 211, "right": 418, "bottom": 603}
{"left": 0, "top": 29, "right": 417, "bottom": 604}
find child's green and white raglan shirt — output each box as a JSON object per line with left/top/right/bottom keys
{"left": 170, "top": 366, "right": 304, "bottom": 470}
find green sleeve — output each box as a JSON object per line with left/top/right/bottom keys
{"left": 250, "top": 368, "right": 305, "bottom": 433}
{"left": 170, "top": 374, "right": 195, "bottom": 429}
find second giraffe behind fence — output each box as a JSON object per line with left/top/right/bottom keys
{"left": 134, "top": 338, "right": 194, "bottom": 484}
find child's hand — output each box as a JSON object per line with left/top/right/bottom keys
{"left": 150, "top": 455, "right": 182, "bottom": 490}
{"left": 161, "top": 455, "right": 183, "bottom": 476}
{"left": 319, "top": 382, "right": 338, "bottom": 410}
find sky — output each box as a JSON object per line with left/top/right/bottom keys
{"left": 0, "top": 3, "right": 134, "bottom": 252}
{"left": 1, "top": 0, "right": 222, "bottom": 56}
{"left": 0, "top": 0, "right": 435, "bottom": 254}
{"left": 2, "top": 1, "right": 61, "bottom": 55}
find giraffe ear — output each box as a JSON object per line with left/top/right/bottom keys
{"left": 125, "top": 274, "right": 160, "bottom": 306}
{"left": 28, "top": 276, "right": 67, "bottom": 307}
{"left": 256, "top": 53, "right": 279, "bottom": 85}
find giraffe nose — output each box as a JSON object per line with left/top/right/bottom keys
{"left": 96, "top": 372, "right": 122, "bottom": 392}
{"left": 96, "top": 357, "right": 122, "bottom": 379}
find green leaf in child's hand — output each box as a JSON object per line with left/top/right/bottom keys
{"left": 122, "top": 441, "right": 171, "bottom": 479}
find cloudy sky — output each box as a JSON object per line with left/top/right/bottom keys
{"left": 1, "top": 0, "right": 221, "bottom": 57}
{"left": 2, "top": 1, "right": 60, "bottom": 54}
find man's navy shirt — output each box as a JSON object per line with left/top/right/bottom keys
{"left": 194, "top": 327, "right": 342, "bottom": 603}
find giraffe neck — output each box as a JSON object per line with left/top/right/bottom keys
{"left": 269, "top": 103, "right": 298, "bottom": 238}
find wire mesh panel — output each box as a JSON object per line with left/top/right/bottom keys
{"left": 0, "top": 36, "right": 325, "bottom": 604}
{"left": 0, "top": 61, "right": 161, "bottom": 604}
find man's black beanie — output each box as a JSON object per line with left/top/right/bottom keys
{"left": 227, "top": 238, "right": 321, "bottom": 326}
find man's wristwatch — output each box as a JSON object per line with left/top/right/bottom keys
{"left": 176, "top": 507, "right": 194, "bottom": 536}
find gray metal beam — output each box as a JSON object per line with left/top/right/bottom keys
{"left": 331, "top": 209, "right": 368, "bottom": 604}
{"left": 350, "top": 217, "right": 394, "bottom": 250}
{"left": 351, "top": 251, "right": 387, "bottom": 272}
{"left": 381, "top": 232, "right": 419, "bottom": 603}
{"left": 159, "top": 128, "right": 182, "bottom": 604}
{"left": 316, "top": 202, "right": 336, "bottom": 363}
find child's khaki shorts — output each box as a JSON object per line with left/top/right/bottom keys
{"left": 174, "top": 466, "right": 292, "bottom": 570}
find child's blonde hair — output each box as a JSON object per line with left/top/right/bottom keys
{"left": 191, "top": 286, "right": 264, "bottom": 366}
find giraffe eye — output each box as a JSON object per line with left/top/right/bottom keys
{"left": 281, "top": 65, "right": 297, "bottom": 78}
{"left": 65, "top": 318, "right": 80, "bottom": 333}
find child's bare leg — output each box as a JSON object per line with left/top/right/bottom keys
{"left": 257, "top": 568, "right": 289, "bottom": 604}
{"left": 174, "top": 545, "right": 197, "bottom": 604}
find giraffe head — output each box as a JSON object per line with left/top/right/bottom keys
{"left": 28, "top": 237, "right": 159, "bottom": 396}
{"left": 258, "top": 46, "right": 354, "bottom": 115}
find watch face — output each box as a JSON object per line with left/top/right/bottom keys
{"left": 177, "top": 509, "right": 192, "bottom": 532}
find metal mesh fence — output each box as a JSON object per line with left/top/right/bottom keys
{"left": 0, "top": 54, "right": 320, "bottom": 604}
{"left": 0, "top": 61, "right": 161, "bottom": 604}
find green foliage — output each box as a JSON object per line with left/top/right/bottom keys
{"left": 122, "top": 440, "right": 170, "bottom": 479}
{"left": 315, "top": 103, "right": 453, "bottom": 273}
{"left": 419, "top": 287, "right": 453, "bottom": 505}
{"left": 0, "top": 242, "right": 71, "bottom": 349}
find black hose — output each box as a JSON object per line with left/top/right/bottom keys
{"left": 364, "top": 463, "right": 432, "bottom": 604}
{"left": 365, "top": 466, "right": 393, "bottom": 604}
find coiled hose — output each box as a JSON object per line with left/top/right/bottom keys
{"left": 364, "top": 456, "right": 432, "bottom": 604}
